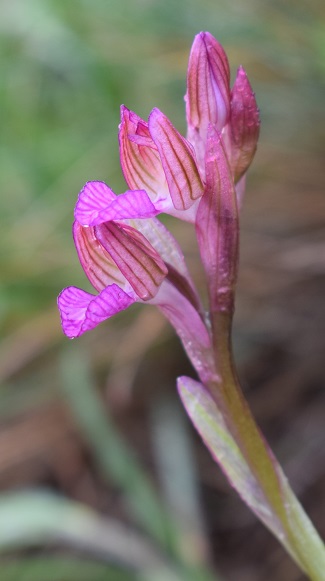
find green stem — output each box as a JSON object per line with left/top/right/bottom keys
{"left": 205, "top": 311, "right": 325, "bottom": 580}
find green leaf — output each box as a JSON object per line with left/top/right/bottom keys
{"left": 177, "top": 376, "right": 285, "bottom": 538}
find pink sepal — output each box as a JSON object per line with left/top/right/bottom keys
{"left": 148, "top": 108, "right": 204, "bottom": 211}
{"left": 119, "top": 106, "right": 167, "bottom": 198}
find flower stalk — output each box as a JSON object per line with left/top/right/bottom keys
{"left": 179, "top": 308, "right": 325, "bottom": 579}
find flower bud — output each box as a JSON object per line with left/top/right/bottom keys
{"left": 185, "top": 31, "right": 231, "bottom": 157}
{"left": 227, "top": 66, "right": 260, "bottom": 182}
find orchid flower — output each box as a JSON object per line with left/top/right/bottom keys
{"left": 118, "top": 106, "right": 204, "bottom": 222}
{"left": 58, "top": 181, "right": 212, "bottom": 375}
{"left": 58, "top": 32, "right": 325, "bottom": 580}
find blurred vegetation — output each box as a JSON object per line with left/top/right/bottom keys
{"left": 0, "top": 0, "right": 325, "bottom": 579}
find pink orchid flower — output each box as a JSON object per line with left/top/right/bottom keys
{"left": 58, "top": 182, "right": 211, "bottom": 374}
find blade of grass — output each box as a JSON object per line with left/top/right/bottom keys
{"left": 149, "top": 393, "right": 209, "bottom": 567}
{"left": 59, "top": 347, "right": 179, "bottom": 555}
{"left": 59, "top": 347, "right": 218, "bottom": 581}
{"left": 0, "top": 555, "right": 134, "bottom": 581}
{"left": 0, "top": 490, "right": 166, "bottom": 572}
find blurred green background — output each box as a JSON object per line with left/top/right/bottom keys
{"left": 1, "top": 0, "right": 325, "bottom": 579}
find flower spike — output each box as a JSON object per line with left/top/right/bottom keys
{"left": 57, "top": 34, "right": 325, "bottom": 578}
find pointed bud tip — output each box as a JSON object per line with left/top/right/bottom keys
{"left": 228, "top": 66, "right": 260, "bottom": 180}
{"left": 120, "top": 103, "right": 127, "bottom": 118}
{"left": 148, "top": 107, "right": 163, "bottom": 125}
{"left": 195, "top": 31, "right": 225, "bottom": 50}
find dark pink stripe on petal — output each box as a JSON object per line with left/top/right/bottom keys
{"left": 58, "top": 284, "right": 136, "bottom": 338}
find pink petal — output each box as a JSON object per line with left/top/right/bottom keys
{"left": 75, "top": 181, "right": 115, "bottom": 226}
{"left": 128, "top": 133, "right": 157, "bottom": 149}
{"left": 148, "top": 108, "right": 204, "bottom": 211}
{"left": 119, "top": 106, "right": 167, "bottom": 199}
{"left": 75, "top": 181, "right": 158, "bottom": 226}
{"left": 95, "top": 221, "right": 168, "bottom": 301}
{"left": 73, "top": 221, "right": 126, "bottom": 292}
{"left": 58, "top": 284, "right": 136, "bottom": 338}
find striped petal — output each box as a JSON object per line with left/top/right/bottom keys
{"left": 119, "top": 106, "right": 168, "bottom": 199}
{"left": 75, "top": 181, "right": 158, "bottom": 226}
{"left": 148, "top": 108, "right": 204, "bottom": 211}
{"left": 58, "top": 284, "right": 136, "bottom": 338}
{"left": 95, "top": 221, "right": 168, "bottom": 301}
{"left": 73, "top": 221, "right": 126, "bottom": 292}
